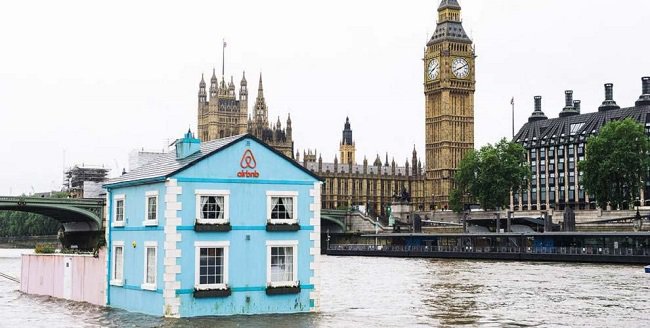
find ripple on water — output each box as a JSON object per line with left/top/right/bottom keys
{"left": 1, "top": 251, "right": 650, "bottom": 327}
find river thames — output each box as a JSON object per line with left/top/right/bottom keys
{"left": 1, "top": 249, "right": 649, "bottom": 327}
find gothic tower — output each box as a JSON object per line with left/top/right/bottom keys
{"left": 339, "top": 117, "right": 356, "bottom": 165}
{"left": 424, "top": 0, "right": 475, "bottom": 209}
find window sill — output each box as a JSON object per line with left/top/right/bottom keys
{"left": 143, "top": 220, "right": 158, "bottom": 227}
{"left": 265, "top": 285, "right": 301, "bottom": 295}
{"left": 193, "top": 287, "right": 231, "bottom": 298}
{"left": 194, "top": 222, "right": 231, "bottom": 232}
{"left": 266, "top": 223, "right": 300, "bottom": 232}
{"left": 112, "top": 222, "right": 125, "bottom": 228}
{"left": 141, "top": 283, "right": 156, "bottom": 291}
{"left": 110, "top": 279, "right": 124, "bottom": 287}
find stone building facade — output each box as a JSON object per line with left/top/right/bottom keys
{"left": 423, "top": 0, "right": 476, "bottom": 209}
{"left": 513, "top": 77, "right": 650, "bottom": 210}
{"left": 197, "top": 70, "right": 294, "bottom": 158}
{"left": 300, "top": 118, "right": 426, "bottom": 216}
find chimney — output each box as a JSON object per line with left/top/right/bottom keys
{"left": 559, "top": 90, "right": 579, "bottom": 117}
{"left": 528, "top": 95, "right": 548, "bottom": 122}
{"left": 598, "top": 83, "right": 620, "bottom": 111}
{"left": 565, "top": 90, "right": 573, "bottom": 107}
{"left": 573, "top": 100, "right": 581, "bottom": 113}
{"left": 175, "top": 129, "right": 201, "bottom": 160}
{"left": 636, "top": 76, "right": 650, "bottom": 106}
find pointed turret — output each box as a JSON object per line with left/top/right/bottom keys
{"left": 286, "top": 113, "right": 292, "bottom": 139}
{"left": 253, "top": 72, "right": 269, "bottom": 126}
{"left": 374, "top": 154, "right": 382, "bottom": 167}
{"left": 528, "top": 96, "right": 548, "bottom": 122}
{"left": 198, "top": 74, "right": 207, "bottom": 103}
{"left": 258, "top": 73, "right": 264, "bottom": 97}
{"left": 598, "top": 83, "right": 620, "bottom": 111}
{"left": 385, "top": 153, "right": 389, "bottom": 167}
{"left": 412, "top": 145, "right": 418, "bottom": 176}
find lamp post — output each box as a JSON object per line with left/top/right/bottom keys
{"left": 375, "top": 216, "right": 379, "bottom": 247}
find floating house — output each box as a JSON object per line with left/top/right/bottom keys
{"left": 103, "top": 132, "right": 322, "bottom": 317}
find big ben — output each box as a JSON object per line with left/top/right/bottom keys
{"left": 424, "top": 0, "right": 475, "bottom": 209}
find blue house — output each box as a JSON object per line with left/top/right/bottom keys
{"left": 103, "top": 132, "right": 323, "bottom": 317}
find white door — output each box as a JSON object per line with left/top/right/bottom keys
{"left": 63, "top": 257, "right": 72, "bottom": 299}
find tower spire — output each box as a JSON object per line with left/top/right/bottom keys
{"left": 222, "top": 39, "right": 227, "bottom": 77}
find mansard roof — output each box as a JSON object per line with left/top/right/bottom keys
{"left": 514, "top": 104, "right": 650, "bottom": 148}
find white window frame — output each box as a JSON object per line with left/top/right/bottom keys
{"left": 195, "top": 190, "right": 230, "bottom": 225}
{"left": 266, "top": 240, "right": 299, "bottom": 287}
{"left": 141, "top": 241, "right": 157, "bottom": 291}
{"left": 143, "top": 191, "right": 158, "bottom": 226}
{"left": 113, "top": 194, "right": 126, "bottom": 227}
{"left": 266, "top": 191, "right": 299, "bottom": 225}
{"left": 110, "top": 241, "right": 124, "bottom": 286}
{"left": 194, "top": 241, "right": 230, "bottom": 290}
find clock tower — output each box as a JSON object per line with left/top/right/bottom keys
{"left": 424, "top": 0, "right": 475, "bottom": 209}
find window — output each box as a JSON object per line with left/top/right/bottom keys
{"left": 113, "top": 195, "right": 125, "bottom": 227}
{"left": 194, "top": 241, "right": 229, "bottom": 290}
{"left": 570, "top": 123, "right": 585, "bottom": 135}
{"left": 111, "top": 241, "right": 124, "bottom": 286}
{"left": 144, "top": 191, "right": 158, "bottom": 226}
{"left": 266, "top": 240, "right": 298, "bottom": 287}
{"left": 267, "top": 191, "right": 298, "bottom": 224}
{"left": 142, "top": 242, "right": 157, "bottom": 290}
{"left": 195, "top": 190, "right": 230, "bottom": 224}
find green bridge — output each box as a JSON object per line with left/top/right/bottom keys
{"left": 0, "top": 196, "right": 105, "bottom": 232}
{"left": 0, "top": 197, "right": 353, "bottom": 233}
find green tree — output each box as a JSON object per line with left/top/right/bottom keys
{"left": 452, "top": 138, "right": 529, "bottom": 211}
{"left": 579, "top": 118, "right": 650, "bottom": 209}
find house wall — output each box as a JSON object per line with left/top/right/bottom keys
{"left": 106, "top": 137, "right": 321, "bottom": 317}
{"left": 20, "top": 249, "right": 106, "bottom": 306}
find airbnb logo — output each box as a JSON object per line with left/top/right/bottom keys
{"left": 238, "top": 149, "right": 260, "bottom": 178}
{"left": 240, "top": 149, "right": 257, "bottom": 169}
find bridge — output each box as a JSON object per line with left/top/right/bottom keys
{"left": 0, "top": 196, "right": 105, "bottom": 232}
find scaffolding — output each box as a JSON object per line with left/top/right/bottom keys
{"left": 63, "top": 165, "right": 110, "bottom": 198}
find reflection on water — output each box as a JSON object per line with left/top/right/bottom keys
{"left": 1, "top": 250, "right": 649, "bottom": 327}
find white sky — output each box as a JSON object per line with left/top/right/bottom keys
{"left": 1, "top": 0, "right": 649, "bottom": 195}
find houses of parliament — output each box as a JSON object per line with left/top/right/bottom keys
{"left": 196, "top": 0, "right": 475, "bottom": 213}
{"left": 197, "top": 69, "right": 293, "bottom": 158}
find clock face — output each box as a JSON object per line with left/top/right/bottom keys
{"left": 427, "top": 58, "right": 440, "bottom": 80}
{"left": 452, "top": 57, "right": 470, "bottom": 78}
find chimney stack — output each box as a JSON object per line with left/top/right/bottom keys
{"left": 565, "top": 90, "right": 573, "bottom": 107}
{"left": 636, "top": 76, "right": 650, "bottom": 106}
{"left": 560, "top": 90, "right": 579, "bottom": 117}
{"left": 573, "top": 100, "right": 581, "bottom": 113}
{"left": 528, "top": 95, "right": 548, "bottom": 122}
{"left": 599, "top": 83, "right": 620, "bottom": 111}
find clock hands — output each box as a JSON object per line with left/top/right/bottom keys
{"left": 453, "top": 63, "right": 468, "bottom": 72}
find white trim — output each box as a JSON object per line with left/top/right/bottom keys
{"left": 112, "top": 194, "right": 126, "bottom": 227}
{"left": 266, "top": 240, "right": 299, "bottom": 287}
{"left": 266, "top": 191, "right": 299, "bottom": 225}
{"left": 195, "top": 190, "right": 230, "bottom": 225}
{"left": 110, "top": 241, "right": 124, "bottom": 286}
{"left": 141, "top": 241, "right": 157, "bottom": 291}
{"left": 163, "top": 178, "right": 182, "bottom": 317}
{"left": 194, "top": 241, "right": 230, "bottom": 290}
{"left": 144, "top": 191, "right": 159, "bottom": 226}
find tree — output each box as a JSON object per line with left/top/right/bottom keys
{"left": 452, "top": 138, "right": 529, "bottom": 211}
{"left": 579, "top": 118, "right": 650, "bottom": 209}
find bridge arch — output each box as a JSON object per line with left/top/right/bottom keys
{"left": 0, "top": 197, "right": 104, "bottom": 232}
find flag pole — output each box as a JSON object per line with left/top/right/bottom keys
{"left": 222, "top": 39, "right": 226, "bottom": 77}
{"left": 511, "top": 97, "right": 515, "bottom": 139}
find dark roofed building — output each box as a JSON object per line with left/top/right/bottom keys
{"left": 512, "top": 77, "right": 650, "bottom": 211}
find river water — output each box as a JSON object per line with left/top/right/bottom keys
{"left": 1, "top": 249, "right": 649, "bottom": 327}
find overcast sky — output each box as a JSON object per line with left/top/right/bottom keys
{"left": 1, "top": 0, "right": 649, "bottom": 195}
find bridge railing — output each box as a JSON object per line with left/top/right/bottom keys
{"left": 328, "top": 244, "right": 650, "bottom": 256}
